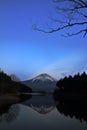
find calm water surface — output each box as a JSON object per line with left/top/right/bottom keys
{"left": 0, "top": 95, "right": 87, "bottom": 130}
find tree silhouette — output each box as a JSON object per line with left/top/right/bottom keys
{"left": 34, "top": 0, "right": 87, "bottom": 37}
{"left": 56, "top": 101, "right": 87, "bottom": 123}
{"left": 0, "top": 104, "right": 20, "bottom": 123}
{"left": 54, "top": 72, "right": 87, "bottom": 101}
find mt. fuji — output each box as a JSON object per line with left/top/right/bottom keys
{"left": 22, "top": 73, "right": 57, "bottom": 92}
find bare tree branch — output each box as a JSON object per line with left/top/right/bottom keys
{"left": 34, "top": 0, "right": 87, "bottom": 37}
{"left": 62, "top": 28, "right": 87, "bottom": 37}
{"left": 34, "top": 21, "right": 87, "bottom": 33}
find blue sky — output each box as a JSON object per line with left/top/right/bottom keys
{"left": 0, "top": 0, "right": 87, "bottom": 80}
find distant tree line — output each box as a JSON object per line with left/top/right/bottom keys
{"left": 54, "top": 72, "right": 87, "bottom": 101}
{"left": 56, "top": 72, "right": 87, "bottom": 92}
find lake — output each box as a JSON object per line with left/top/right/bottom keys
{"left": 0, "top": 94, "right": 87, "bottom": 130}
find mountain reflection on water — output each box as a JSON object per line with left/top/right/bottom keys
{"left": 0, "top": 94, "right": 87, "bottom": 130}
{"left": 21, "top": 95, "right": 55, "bottom": 114}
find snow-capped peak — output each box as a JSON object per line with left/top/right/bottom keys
{"left": 23, "top": 73, "right": 57, "bottom": 92}
{"left": 32, "top": 73, "right": 56, "bottom": 82}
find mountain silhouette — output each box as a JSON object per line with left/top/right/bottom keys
{"left": 22, "top": 73, "right": 57, "bottom": 92}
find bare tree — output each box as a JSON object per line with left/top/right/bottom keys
{"left": 33, "top": 0, "right": 87, "bottom": 37}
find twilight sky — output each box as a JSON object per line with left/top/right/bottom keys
{"left": 0, "top": 0, "right": 87, "bottom": 80}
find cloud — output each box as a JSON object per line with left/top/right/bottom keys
{"left": 35, "top": 57, "right": 87, "bottom": 80}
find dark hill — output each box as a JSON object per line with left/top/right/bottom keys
{"left": 0, "top": 72, "right": 32, "bottom": 94}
